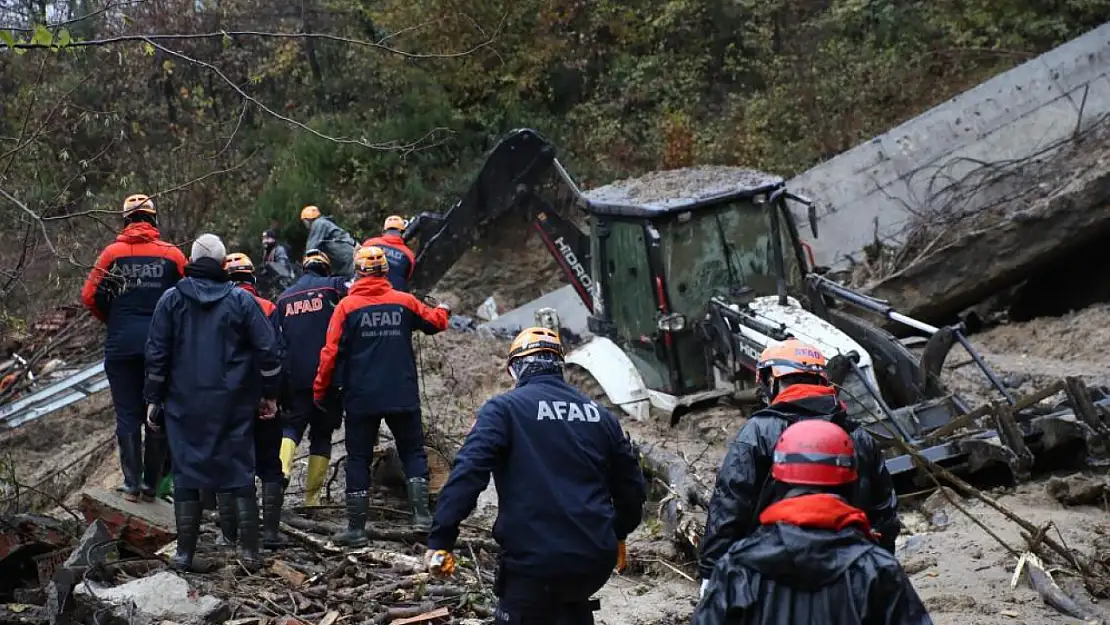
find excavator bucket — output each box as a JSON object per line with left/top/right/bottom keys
{"left": 404, "top": 129, "right": 558, "bottom": 294}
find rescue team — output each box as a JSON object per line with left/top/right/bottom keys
{"left": 81, "top": 193, "right": 932, "bottom": 624}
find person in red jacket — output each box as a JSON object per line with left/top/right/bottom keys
{"left": 224, "top": 252, "right": 288, "bottom": 550}
{"left": 361, "top": 215, "right": 415, "bottom": 292}
{"left": 81, "top": 193, "right": 187, "bottom": 503}
{"left": 314, "top": 245, "right": 449, "bottom": 545}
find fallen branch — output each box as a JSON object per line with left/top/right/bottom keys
{"left": 633, "top": 441, "right": 710, "bottom": 556}
{"left": 1016, "top": 553, "right": 1103, "bottom": 624}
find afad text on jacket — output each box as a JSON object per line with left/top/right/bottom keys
{"left": 427, "top": 373, "right": 648, "bottom": 577}
{"left": 313, "top": 276, "right": 447, "bottom": 414}
{"left": 274, "top": 273, "right": 349, "bottom": 391}
{"left": 80, "top": 222, "right": 187, "bottom": 359}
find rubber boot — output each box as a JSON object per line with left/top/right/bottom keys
{"left": 140, "top": 429, "right": 168, "bottom": 502}
{"left": 116, "top": 432, "right": 142, "bottom": 502}
{"left": 234, "top": 493, "right": 263, "bottom": 571}
{"left": 215, "top": 492, "right": 238, "bottom": 547}
{"left": 407, "top": 478, "right": 432, "bottom": 533}
{"left": 171, "top": 500, "right": 202, "bottom": 572}
{"left": 333, "top": 492, "right": 369, "bottom": 547}
{"left": 279, "top": 438, "right": 297, "bottom": 479}
{"left": 304, "top": 455, "right": 329, "bottom": 506}
{"left": 261, "top": 482, "right": 288, "bottom": 549}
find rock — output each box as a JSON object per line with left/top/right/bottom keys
{"left": 73, "top": 571, "right": 229, "bottom": 625}
{"left": 921, "top": 487, "right": 959, "bottom": 514}
{"left": 64, "top": 519, "right": 117, "bottom": 568}
{"left": 1045, "top": 474, "right": 1108, "bottom": 505}
{"left": 900, "top": 553, "right": 938, "bottom": 576}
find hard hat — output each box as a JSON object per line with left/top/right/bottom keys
{"left": 757, "top": 339, "right": 828, "bottom": 381}
{"left": 507, "top": 327, "right": 564, "bottom": 365}
{"left": 383, "top": 215, "right": 406, "bottom": 232}
{"left": 771, "top": 420, "right": 857, "bottom": 486}
{"left": 223, "top": 252, "right": 255, "bottom": 276}
{"left": 300, "top": 205, "right": 321, "bottom": 220}
{"left": 302, "top": 248, "right": 331, "bottom": 269}
{"left": 354, "top": 245, "right": 389, "bottom": 277}
{"left": 122, "top": 194, "right": 156, "bottom": 218}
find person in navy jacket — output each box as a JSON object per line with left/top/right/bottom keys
{"left": 425, "top": 327, "right": 647, "bottom": 625}
{"left": 361, "top": 215, "right": 415, "bottom": 292}
{"left": 144, "top": 234, "right": 281, "bottom": 572}
{"left": 274, "top": 249, "right": 349, "bottom": 507}
{"left": 313, "top": 245, "right": 449, "bottom": 545}
{"left": 81, "top": 193, "right": 186, "bottom": 503}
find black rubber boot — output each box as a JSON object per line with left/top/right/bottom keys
{"left": 261, "top": 482, "right": 288, "bottom": 549}
{"left": 140, "top": 428, "right": 168, "bottom": 502}
{"left": 333, "top": 492, "right": 369, "bottom": 547}
{"left": 234, "top": 493, "right": 263, "bottom": 571}
{"left": 171, "top": 500, "right": 202, "bottom": 572}
{"left": 215, "top": 492, "right": 238, "bottom": 547}
{"left": 116, "top": 432, "right": 142, "bottom": 502}
{"left": 407, "top": 478, "right": 432, "bottom": 533}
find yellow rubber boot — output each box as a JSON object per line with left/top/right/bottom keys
{"left": 304, "top": 455, "right": 329, "bottom": 507}
{"left": 279, "top": 438, "right": 297, "bottom": 480}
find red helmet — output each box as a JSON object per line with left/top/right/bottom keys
{"left": 771, "top": 420, "right": 857, "bottom": 486}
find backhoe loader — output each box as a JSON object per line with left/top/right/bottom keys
{"left": 401, "top": 128, "right": 1110, "bottom": 491}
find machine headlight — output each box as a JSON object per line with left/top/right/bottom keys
{"left": 658, "top": 313, "right": 687, "bottom": 332}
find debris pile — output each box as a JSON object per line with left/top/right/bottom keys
{"left": 0, "top": 307, "right": 103, "bottom": 402}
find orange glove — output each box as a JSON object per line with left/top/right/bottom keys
{"left": 426, "top": 550, "right": 456, "bottom": 577}
{"left": 615, "top": 540, "right": 627, "bottom": 573}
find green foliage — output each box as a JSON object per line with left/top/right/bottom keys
{"left": 1, "top": 0, "right": 1107, "bottom": 304}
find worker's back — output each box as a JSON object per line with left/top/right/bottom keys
{"left": 472, "top": 373, "right": 644, "bottom": 575}
{"left": 275, "top": 272, "right": 348, "bottom": 391}
{"left": 362, "top": 233, "right": 415, "bottom": 291}
{"left": 694, "top": 518, "right": 932, "bottom": 625}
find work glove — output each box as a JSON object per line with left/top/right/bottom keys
{"left": 699, "top": 579, "right": 710, "bottom": 600}
{"left": 615, "top": 541, "right": 627, "bottom": 573}
{"left": 424, "top": 549, "right": 456, "bottom": 577}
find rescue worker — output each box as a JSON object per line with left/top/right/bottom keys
{"left": 259, "top": 229, "right": 296, "bottom": 298}
{"left": 224, "top": 252, "right": 288, "bottom": 550}
{"left": 144, "top": 234, "right": 282, "bottom": 572}
{"left": 698, "top": 339, "right": 900, "bottom": 596}
{"left": 301, "top": 205, "right": 357, "bottom": 278}
{"left": 81, "top": 193, "right": 186, "bottom": 503}
{"left": 361, "top": 215, "right": 415, "bottom": 292}
{"left": 313, "top": 246, "right": 450, "bottom": 544}
{"left": 425, "top": 327, "right": 648, "bottom": 625}
{"left": 274, "top": 249, "right": 349, "bottom": 506}
{"left": 693, "top": 420, "right": 932, "bottom": 625}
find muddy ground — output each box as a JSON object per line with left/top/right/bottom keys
{"left": 4, "top": 218, "right": 1110, "bottom": 624}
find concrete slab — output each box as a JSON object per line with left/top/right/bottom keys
{"left": 480, "top": 285, "right": 592, "bottom": 338}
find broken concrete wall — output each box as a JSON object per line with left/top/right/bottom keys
{"left": 789, "top": 22, "right": 1110, "bottom": 271}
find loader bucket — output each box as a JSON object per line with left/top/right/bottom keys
{"left": 881, "top": 381, "right": 1110, "bottom": 493}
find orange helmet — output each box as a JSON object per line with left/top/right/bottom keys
{"left": 302, "top": 248, "right": 331, "bottom": 270}
{"left": 757, "top": 339, "right": 828, "bottom": 401}
{"left": 383, "top": 215, "right": 406, "bottom": 232}
{"left": 507, "top": 327, "right": 564, "bottom": 366}
{"left": 122, "top": 194, "right": 156, "bottom": 218}
{"left": 223, "top": 252, "right": 255, "bottom": 276}
{"left": 771, "top": 420, "right": 857, "bottom": 486}
{"left": 300, "top": 205, "right": 321, "bottom": 220}
{"left": 354, "top": 245, "right": 389, "bottom": 277}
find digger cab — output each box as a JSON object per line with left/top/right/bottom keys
{"left": 580, "top": 167, "right": 810, "bottom": 396}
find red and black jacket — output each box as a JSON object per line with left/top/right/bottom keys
{"left": 80, "top": 222, "right": 187, "bottom": 359}
{"left": 313, "top": 276, "right": 448, "bottom": 414}
{"left": 361, "top": 233, "right": 415, "bottom": 292}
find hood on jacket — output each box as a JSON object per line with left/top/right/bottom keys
{"left": 731, "top": 494, "right": 875, "bottom": 590}
{"left": 379, "top": 232, "right": 406, "bottom": 246}
{"left": 349, "top": 275, "right": 392, "bottom": 296}
{"left": 116, "top": 222, "right": 162, "bottom": 244}
{"left": 761, "top": 383, "right": 851, "bottom": 429}
{"left": 178, "top": 257, "right": 233, "bottom": 307}
{"left": 236, "top": 282, "right": 261, "bottom": 297}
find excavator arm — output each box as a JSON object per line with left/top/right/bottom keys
{"left": 403, "top": 128, "right": 595, "bottom": 311}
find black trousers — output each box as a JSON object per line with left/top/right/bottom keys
{"left": 493, "top": 566, "right": 610, "bottom": 625}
